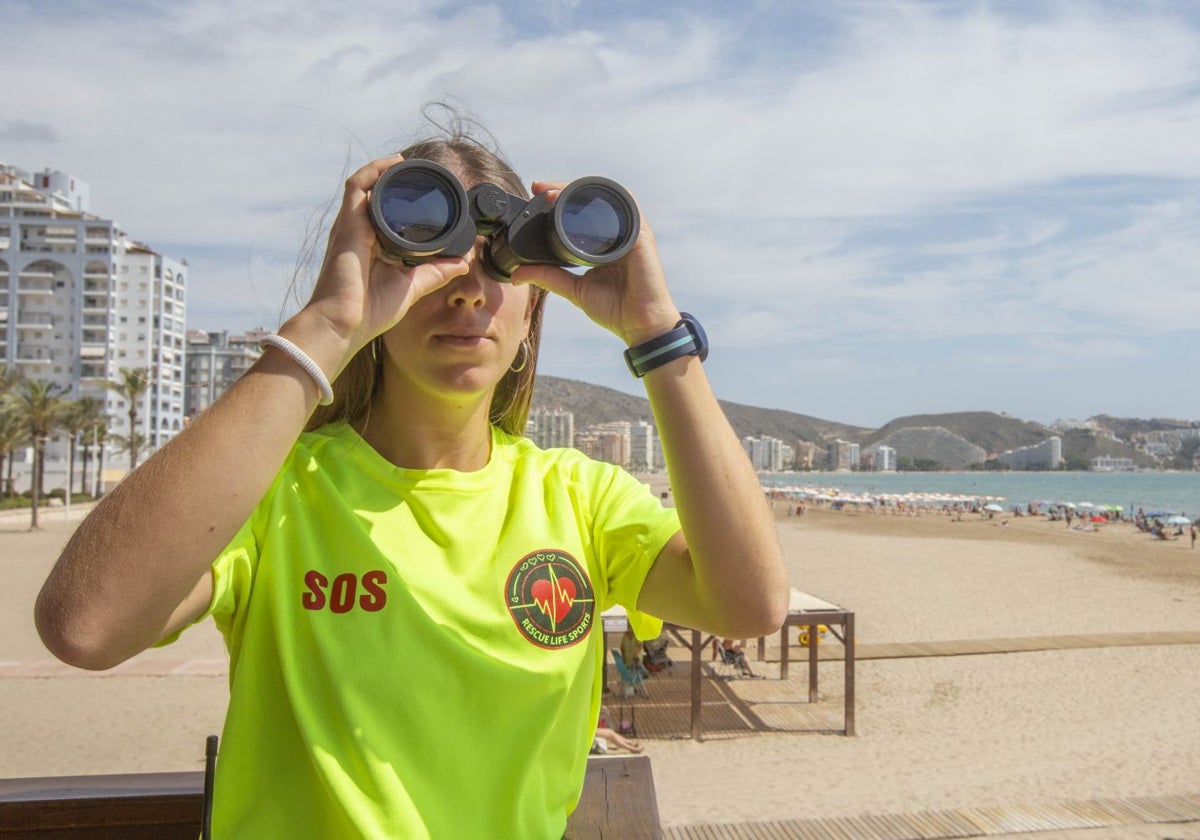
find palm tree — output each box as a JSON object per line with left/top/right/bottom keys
{"left": 0, "top": 411, "right": 21, "bottom": 500}
{"left": 4, "top": 378, "right": 68, "bottom": 529}
{"left": 0, "top": 364, "right": 20, "bottom": 401}
{"left": 72, "top": 397, "right": 107, "bottom": 496}
{"left": 61, "top": 398, "right": 100, "bottom": 500}
{"left": 0, "top": 365, "right": 22, "bottom": 498}
{"left": 92, "top": 418, "right": 111, "bottom": 498}
{"left": 106, "top": 367, "right": 150, "bottom": 472}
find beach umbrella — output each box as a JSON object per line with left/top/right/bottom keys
{"left": 983, "top": 503, "right": 1004, "bottom": 512}
{"left": 1077, "top": 502, "right": 1095, "bottom": 509}
{"left": 1165, "top": 515, "right": 1191, "bottom": 525}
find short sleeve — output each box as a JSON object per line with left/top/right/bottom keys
{"left": 152, "top": 516, "right": 259, "bottom": 647}
{"left": 590, "top": 467, "right": 680, "bottom": 641}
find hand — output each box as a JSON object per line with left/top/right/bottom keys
{"left": 300, "top": 155, "right": 470, "bottom": 369}
{"left": 511, "top": 182, "right": 681, "bottom": 347}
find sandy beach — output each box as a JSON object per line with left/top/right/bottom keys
{"left": 4, "top": 495, "right": 1200, "bottom": 838}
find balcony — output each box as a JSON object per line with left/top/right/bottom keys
{"left": 15, "top": 312, "right": 54, "bottom": 329}
{"left": 80, "top": 343, "right": 107, "bottom": 359}
{"left": 16, "top": 283, "right": 54, "bottom": 296}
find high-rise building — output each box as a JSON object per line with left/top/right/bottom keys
{"left": 872, "top": 445, "right": 897, "bottom": 472}
{"left": 185, "top": 328, "right": 268, "bottom": 418}
{"left": 1, "top": 162, "right": 187, "bottom": 466}
{"left": 629, "top": 420, "right": 656, "bottom": 472}
{"left": 526, "top": 407, "right": 575, "bottom": 449}
{"left": 589, "top": 421, "right": 631, "bottom": 469}
{"left": 742, "top": 435, "right": 785, "bottom": 471}
{"left": 998, "top": 436, "right": 1062, "bottom": 470}
{"left": 828, "top": 439, "right": 860, "bottom": 471}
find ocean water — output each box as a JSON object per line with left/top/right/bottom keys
{"left": 759, "top": 471, "right": 1200, "bottom": 518}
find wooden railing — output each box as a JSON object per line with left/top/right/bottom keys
{"left": 0, "top": 754, "right": 661, "bottom": 839}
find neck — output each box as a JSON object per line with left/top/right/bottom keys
{"left": 361, "top": 379, "right": 496, "bottom": 472}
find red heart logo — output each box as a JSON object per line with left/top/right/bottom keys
{"left": 531, "top": 576, "right": 576, "bottom": 625}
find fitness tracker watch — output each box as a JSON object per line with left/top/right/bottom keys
{"left": 623, "top": 312, "right": 709, "bottom": 378}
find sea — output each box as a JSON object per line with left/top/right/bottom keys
{"left": 758, "top": 471, "right": 1200, "bottom": 518}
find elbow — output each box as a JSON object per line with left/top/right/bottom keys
{"left": 34, "top": 595, "right": 129, "bottom": 672}
{"left": 718, "top": 582, "right": 790, "bottom": 640}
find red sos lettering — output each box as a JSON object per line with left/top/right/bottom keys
{"left": 302, "top": 570, "right": 388, "bottom": 613}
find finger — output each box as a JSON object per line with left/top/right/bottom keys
{"left": 407, "top": 257, "right": 471, "bottom": 296}
{"left": 340, "top": 154, "right": 406, "bottom": 216}
{"left": 530, "top": 181, "right": 566, "bottom": 200}
{"left": 510, "top": 263, "right": 579, "bottom": 302}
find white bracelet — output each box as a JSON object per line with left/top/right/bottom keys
{"left": 259, "top": 333, "right": 334, "bottom": 405}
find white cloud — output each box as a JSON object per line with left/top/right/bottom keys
{"left": 3, "top": 0, "right": 1198, "bottom": 424}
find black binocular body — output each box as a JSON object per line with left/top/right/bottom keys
{"left": 368, "top": 160, "right": 640, "bottom": 283}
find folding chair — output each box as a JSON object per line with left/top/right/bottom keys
{"left": 710, "top": 638, "right": 756, "bottom": 679}
{"left": 610, "top": 649, "right": 650, "bottom": 699}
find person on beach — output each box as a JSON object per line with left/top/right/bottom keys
{"left": 32, "top": 112, "right": 788, "bottom": 839}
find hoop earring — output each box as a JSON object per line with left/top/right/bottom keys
{"left": 371, "top": 336, "right": 382, "bottom": 366}
{"left": 510, "top": 339, "right": 531, "bottom": 373}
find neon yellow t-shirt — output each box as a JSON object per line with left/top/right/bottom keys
{"left": 174, "top": 422, "right": 679, "bottom": 838}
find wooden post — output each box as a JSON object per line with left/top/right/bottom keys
{"left": 845, "top": 611, "right": 856, "bottom": 736}
{"left": 690, "top": 628, "right": 702, "bottom": 741}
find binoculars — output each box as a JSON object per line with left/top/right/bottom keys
{"left": 368, "top": 160, "right": 640, "bottom": 282}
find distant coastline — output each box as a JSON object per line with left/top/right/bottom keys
{"left": 758, "top": 470, "right": 1198, "bottom": 518}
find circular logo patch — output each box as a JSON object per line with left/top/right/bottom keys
{"left": 505, "top": 549, "right": 595, "bottom": 649}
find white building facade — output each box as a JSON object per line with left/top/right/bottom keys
{"left": 998, "top": 436, "right": 1062, "bottom": 470}
{"left": 1, "top": 163, "right": 187, "bottom": 467}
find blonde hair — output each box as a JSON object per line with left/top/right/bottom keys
{"left": 305, "top": 128, "right": 547, "bottom": 437}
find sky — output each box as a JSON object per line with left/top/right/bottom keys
{"left": 3, "top": 0, "right": 1199, "bottom": 429}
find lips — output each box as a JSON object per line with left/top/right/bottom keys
{"left": 434, "top": 333, "right": 488, "bottom": 348}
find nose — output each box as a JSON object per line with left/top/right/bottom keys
{"left": 447, "top": 239, "right": 491, "bottom": 308}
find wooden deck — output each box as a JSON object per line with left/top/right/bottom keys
{"left": 663, "top": 791, "right": 1200, "bottom": 838}
{"left": 604, "top": 629, "right": 1200, "bottom": 741}
{"left": 826, "top": 630, "right": 1200, "bottom": 661}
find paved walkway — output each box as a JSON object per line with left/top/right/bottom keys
{"left": 666, "top": 793, "right": 1200, "bottom": 839}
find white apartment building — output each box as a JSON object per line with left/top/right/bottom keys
{"left": 526, "top": 407, "right": 575, "bottom": 450}
{"left": 998, "top": 436, "right": 1062, "bottom": 470}
{"left": 872, "top": 444, "right": 897, "bottom": 472}
{"left": 1, "top": 163, "right": 187, "bottom": 469}
{"left": 629, "top": 420, "right": 656, "bottom": 473}
{"left": 742, "top": 435, "right": 785, "bottom": 472}
{"left": 185, "top": 328, "right": 267, "bottom": 418}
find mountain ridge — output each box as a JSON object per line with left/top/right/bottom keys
{"left": 530, "top": 375, "right": 1178, "bottom": 468}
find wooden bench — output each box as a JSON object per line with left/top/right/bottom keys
{"left": 0, "top": 754, "right": 661, "bottom": 839}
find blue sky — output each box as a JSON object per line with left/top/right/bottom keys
{"left": 3, "top": 0, "right": 1198, "bottom": 428}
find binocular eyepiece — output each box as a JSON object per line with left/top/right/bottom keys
{"left": 368, "top": 160, "right": 640, "bottom": 282}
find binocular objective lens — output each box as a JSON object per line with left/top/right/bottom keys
{"left": 559, "top": 186, "right": 632, "bottom": 256}
{"left": 378, "top": 171, "right": 456, "bottom": 244}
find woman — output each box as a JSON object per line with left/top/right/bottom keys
{"left": 35, "top": 121, "right": 788, "bottom": 838}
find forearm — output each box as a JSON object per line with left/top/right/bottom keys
{"left": 643, "top": 357, "right": 789, "bottom": 636}
{"left": 35, "top": 313, "right": 351, "bottom": 668}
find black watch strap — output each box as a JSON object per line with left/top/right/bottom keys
{"left": 623, "top": 312, "right": 708, "bottom": 378}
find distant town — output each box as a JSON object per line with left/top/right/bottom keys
{"left": 2, "top": 161, "right": 1196, "bottom": 499}
{"left": 524, "top": 407, "right": 1200, "bottom": 474}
